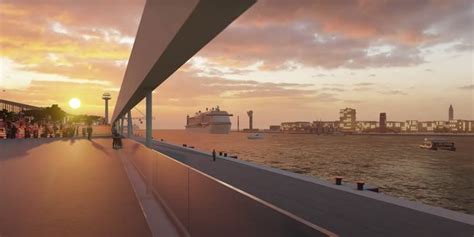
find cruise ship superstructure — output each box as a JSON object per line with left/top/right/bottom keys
{"left": 185, "top": 106, "right": 232, "bottom": 134}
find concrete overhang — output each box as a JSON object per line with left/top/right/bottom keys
{"left": 112, "top": 0, "right": 256, "bottom": 123}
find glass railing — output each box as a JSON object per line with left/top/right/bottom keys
{"left": 129, "top": 145, "right": 337, "bottom": 237}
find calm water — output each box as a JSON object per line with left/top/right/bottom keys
{"left": 146, "top": 130, "right": 474, "bottom": 214}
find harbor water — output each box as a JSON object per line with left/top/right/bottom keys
{"left": 145, "top": 130, "right": 474, "bottom": 214}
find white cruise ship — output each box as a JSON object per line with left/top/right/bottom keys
{"left": 185, "top": 106, "right": 232, "bottom": 134}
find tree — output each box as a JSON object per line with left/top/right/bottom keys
{"left": 45, "top": 105, "right": 66, "bottom": 122}
{"left": 0, "top": 109, "right": 18, "bottom": 122}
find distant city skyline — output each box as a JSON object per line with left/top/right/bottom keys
{"left": 280, "top": 105, "right": 473, "bottom": 134}
{"left": 1, "top": 0, "right": 473, "bottom": 129}
{"left": 312, "top": 104, "right": 465, "bottom": 123}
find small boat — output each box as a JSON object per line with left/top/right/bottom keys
{"left": 419, "top": 138, "right": 456, "bottom": 151}
{"left": 247, "top": 133, "right": 264, "bottom": 140}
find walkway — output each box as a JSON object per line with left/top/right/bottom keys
{"left": 0, "top": 138, "right": 164, "bottom": 237}
{"left": 135, "top": 136, "right": 474, "bottom": 237}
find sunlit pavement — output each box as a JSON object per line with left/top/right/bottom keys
{"left": 0, "top": 138, "right": 152, "bottom": 237}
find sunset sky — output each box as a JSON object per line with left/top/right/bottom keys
{"left": 0, "top": 0, "right": 473, "bottom": 129}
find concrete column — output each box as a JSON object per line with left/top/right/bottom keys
{"left": 146, "top": 91, "right": 152, "bottom": 148}
{"left": 104, "top": 99, "right": 109, "bottom": 125}
{"left": 127, "top": 111, "right": 132, "bottom": 138}
{"left": 120, "top": 117, "right": 124, "bottom": 135}
{"left": 145, "top": 91, "right": 153, "bottom": 195}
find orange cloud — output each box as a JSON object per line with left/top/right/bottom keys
{"left": 0, "top": 3, "right": 28, "bottom": 17}
{"left": 1, "top": 0, "right": 472, "bottom": 127}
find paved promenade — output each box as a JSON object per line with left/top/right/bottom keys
{"left": 0, "top": 138, "right": 152, "bottom": 237}
{"left": 135, "top": 137, "right": 474, "bottom": 237}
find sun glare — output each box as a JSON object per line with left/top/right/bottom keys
{"left": 69, "top": 98, "right": 81, "bottom": 109}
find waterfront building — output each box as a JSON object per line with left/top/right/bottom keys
{"left": 418, "top": 121, "right": 443, "bottom": 132}
{"left": 419, "top": 121, "right": 433, "bottom": 132}
{"left": 405, "top": 120, "right": 420, "bottom": 132}
{"left": 339, "top": 108, "right": 356, "bottom": 132}
{"left": 449, "top": 119, "right": 474, "bottom": 133}
{"left": 356, "top": 121, "right": 379, "bottom": 132}
{"left": 268, "top": 125, "right": 281, "bottom": 132}
{"left": 379, "top": 113, "right": 387, "bottom": 131}
{"left": 449, "top": 105, "right": 454, "bottom": 121}
{"left": 0, "top": 99, "right": 41, "bottom": 113}
{"left": 433, "top": 120, "right": 449, "bottom": 132}
{"left": 278, "top": 106, "right": 473, "bottom": 134}
{"left": 386, "top": 121, "right": 405, "bottom": 132}
{"left": 312, "top": 121, "right": 339, "bottom": 134}
{"left": 469, "top": 121, "right": 474, "bottom": 132}
{"left": 281, "top": 121, "right": 312, "bottom": 133}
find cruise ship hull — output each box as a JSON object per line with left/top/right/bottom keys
{"left": 185, "top": 124, "right": 231, "bottom": 134}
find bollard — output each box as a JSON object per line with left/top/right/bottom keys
{"left": 335, "top": 176, "right": 343, "bottom": 185}
{"left": 357, "top": 181, "right": 365, "bottom": 190}
{"left": 224, "top": 153, "right": 227, "bottom": 157}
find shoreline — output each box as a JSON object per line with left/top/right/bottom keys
{"left": 139, "top": 129, "right": 474, "bottom": 137}
{"left": 347, "top": 133, "right": 474, "bottom": 137}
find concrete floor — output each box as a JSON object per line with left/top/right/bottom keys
{"left": 0, "top": 138, "right": 152, "bottom": 237}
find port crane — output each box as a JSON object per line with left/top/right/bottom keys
{"left": 131, "top": 107, "right": 155, "bottom": 124}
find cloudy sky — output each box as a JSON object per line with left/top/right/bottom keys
{"left": 0, "top": 0, "right": 473, "bottom": 129}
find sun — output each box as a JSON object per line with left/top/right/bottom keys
{"left": 69, "top": 98, "right": 81, "bottom": 109}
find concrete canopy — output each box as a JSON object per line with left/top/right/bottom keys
{"left": 112, "top": 0, "right": 256, "bottom": 123}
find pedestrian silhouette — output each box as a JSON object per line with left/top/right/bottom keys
{"left": 87, "top": 125, "right": 93, "bottom": 140}
{"left": 212, "top": 149, "right": 216, "bottom": 161}
{"left": 112, "top": 128, "right": 122, "bottom": 149}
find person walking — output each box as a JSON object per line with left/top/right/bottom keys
{"left": 86, "top": 124, "right": 93, "bottom": 140}
{"left": 53, "top": 124, "right": 58, "bottom": 137}
{"left": 25, "top": 125, "right": 30, "bottom": 138}
{"left": 11, "top": 124, "right": 18, "bottom": 139}
{"left": 117, "top": 132, "right": 123, "bottom": 149}
{"left": 112, "top": 128, "right": 118, "bottom": 149}
{"left": 212, "top": 149, "right": 216, "bottom": 162}
{"left": 112, "top": 128, "right": 122, "bottom": 149}
{"left": 33, "top": 125, "right": 38, "bottom": 138}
